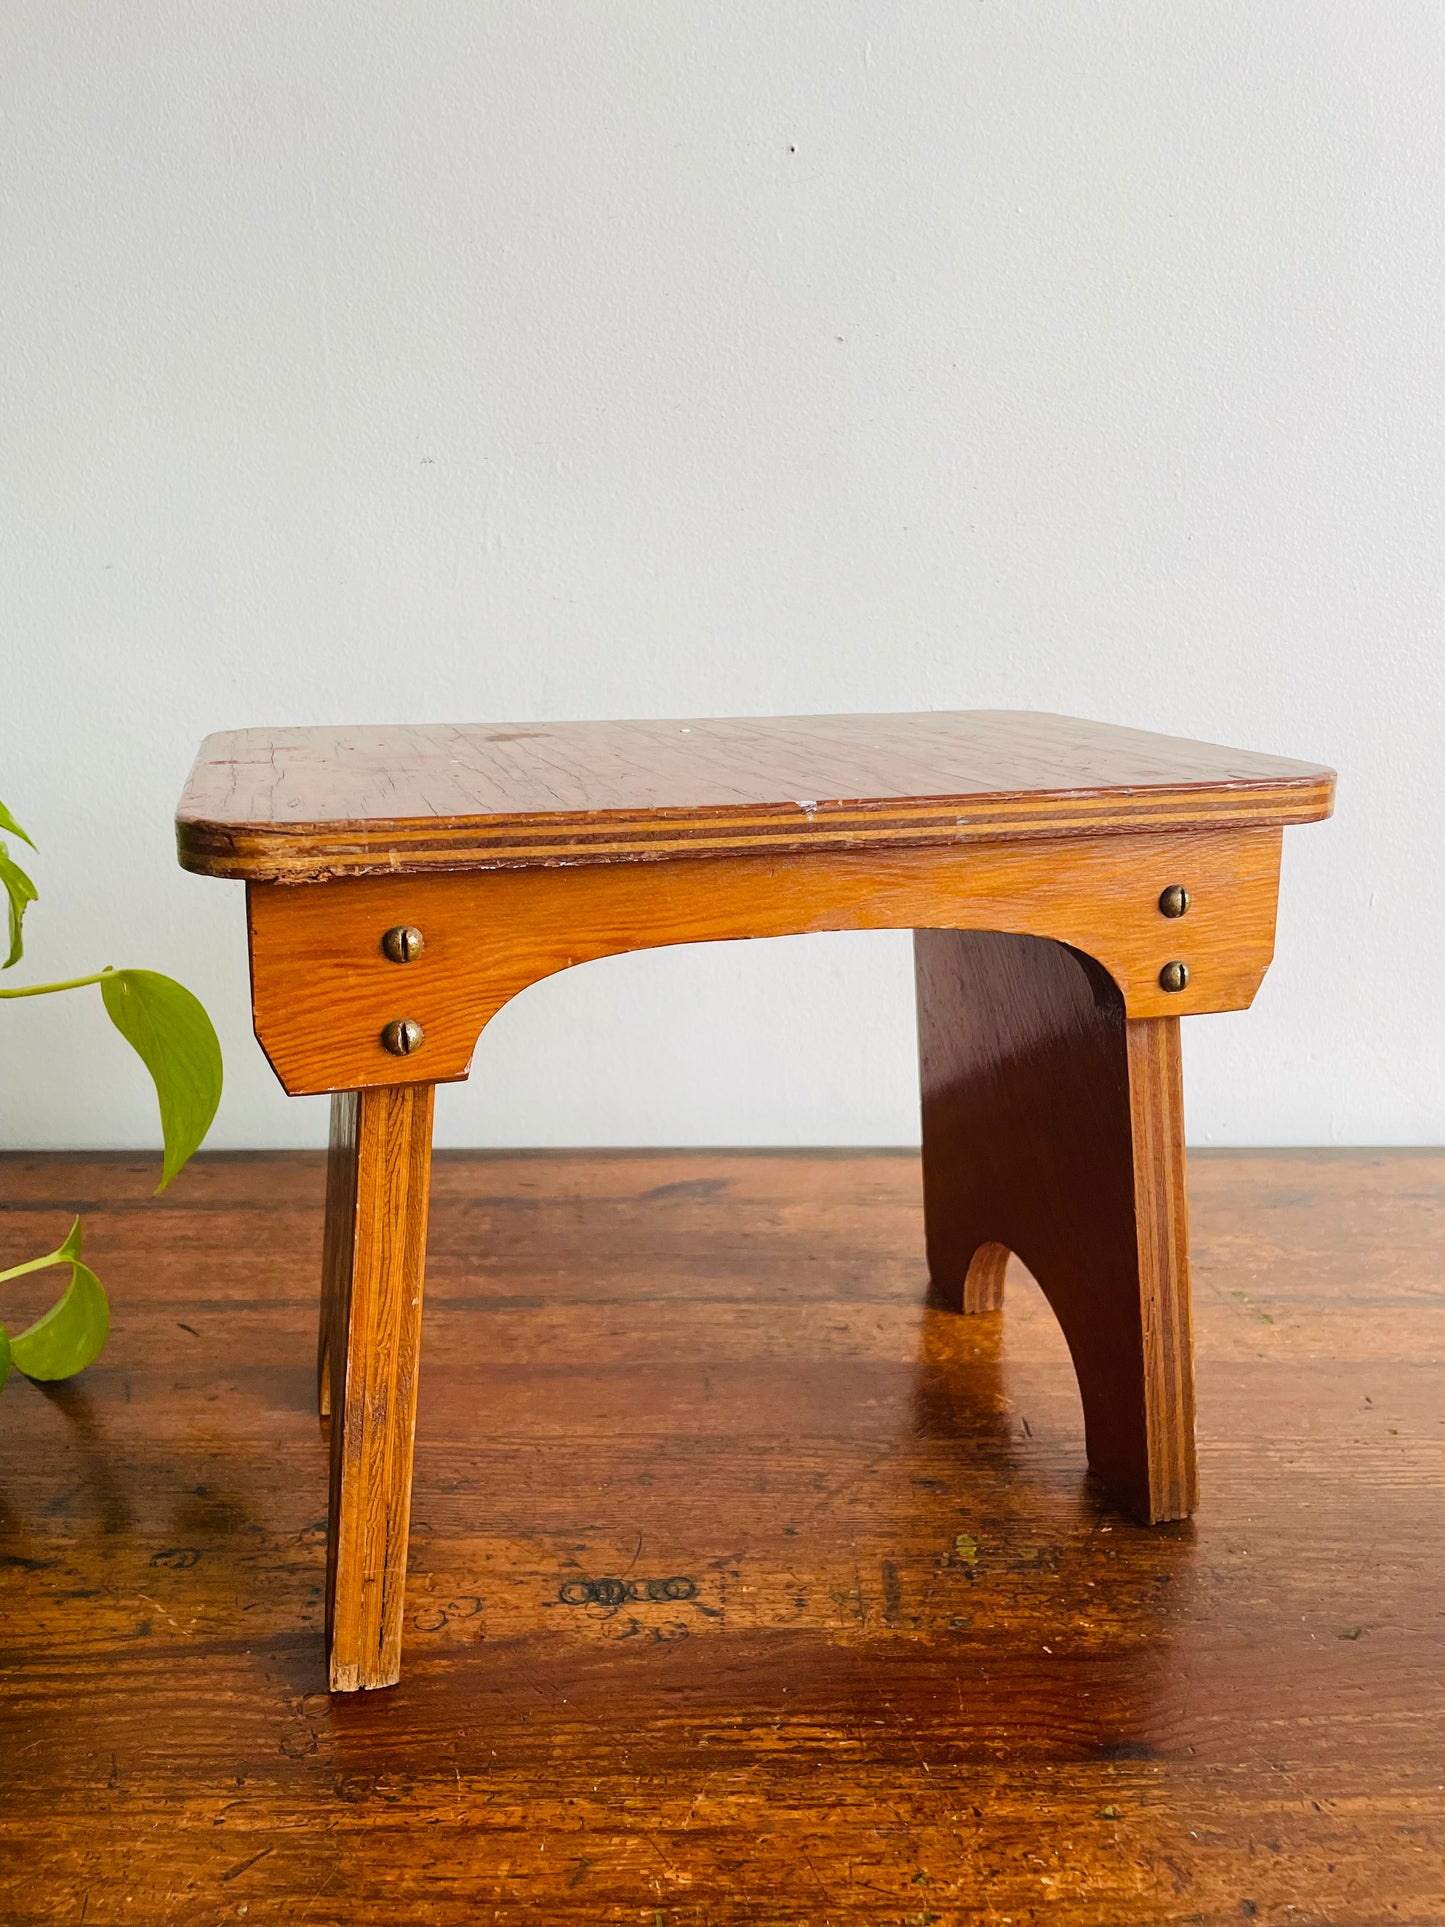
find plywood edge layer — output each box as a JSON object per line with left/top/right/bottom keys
{"left": 178, "top": 773, "right": 1335, "bottom": 882}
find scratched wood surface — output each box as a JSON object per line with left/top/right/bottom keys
{"left": 175, "top": 711, "right": 1334, "bottom": 880}
{"left": 0, "top": 1149, "right": 1440, "bottom": 1926}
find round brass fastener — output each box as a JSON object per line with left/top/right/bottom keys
{"left": 381, "top": 1017, "right": 425, "bottom": 1056}
{"left": 1158, "top": 884, "right": 1190, "bottom": 919}
{"left": 1158, "top": 961, "right": 1190, "bottom": 994}
{"left": 382, "top": 925, "right": 425, "bottom": 964}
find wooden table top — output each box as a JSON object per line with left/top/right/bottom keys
{"left": 176, "top": 710, "right": 1334, "bottom": 881}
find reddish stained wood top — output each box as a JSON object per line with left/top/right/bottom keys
{"left": 175, "top": 710, "right": 1335, "bottom": 882}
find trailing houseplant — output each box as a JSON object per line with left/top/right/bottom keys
{"left": 0, "top": 793, "right": 222, "bottom": 1393}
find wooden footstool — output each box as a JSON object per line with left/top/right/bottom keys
{"left": 176, "top": 711, "right": 1333, "bottom": 1691}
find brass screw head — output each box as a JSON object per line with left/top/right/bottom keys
{"left": 381, "top": 1017, "right": 425, "bottom": 1056}
{"left": 1158, "top": 960, "right": 1190, "bottom": 994}
{"left": 1158, "top": 884, "right": 1190, "bottom": 919}
{"left": 382, "top": 925, "right": 425, "bottom": 964}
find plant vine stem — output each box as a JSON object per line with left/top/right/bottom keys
{"left": 0, "top": 1247, "right": 73, "bottom": 1285}
{"left": 0, "top": 970, "right": 110, "bottom": 999}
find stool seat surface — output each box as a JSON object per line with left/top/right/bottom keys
{"left": 176, "top": 710, "right": 1334, "bottom": 882}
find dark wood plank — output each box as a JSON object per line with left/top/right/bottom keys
{"left": 2, "top": 1148, "right": 1440, "bottom": 1925}
{"left": 175, "top": 710, "right": 1335, "bottom": 879}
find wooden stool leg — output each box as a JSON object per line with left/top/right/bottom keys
{"left": 914, "top": 929, "right": 1197, "bottom": 1524}
{"left": 323, "top": 1082, "right": 435, "bottom": 1691}
{"left": 317, "top": 1092, "right": 360, "bottom": 1418}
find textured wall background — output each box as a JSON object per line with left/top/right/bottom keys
{"left": 3, "top": 2, "right": 1440, "bottom": 1150}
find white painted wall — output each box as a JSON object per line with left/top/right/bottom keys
{"left": 2, "top": 2, "right": 1441, "bottom": 1153}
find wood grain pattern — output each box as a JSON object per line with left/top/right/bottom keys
{"left": 247, "top": 827, "right": 1283, "bottom": 1095}
{"left": 324, "top": 1083, "right": 435, "bottom": 1692}
{"left": 915, "top": 931, "right": 1196, "bottom": 1522}
{"left": 175, "top": 710, "right": 1335, "bottom": 880}
{"left": 1, "top": 1148, "right": 1440, "bottom": 1924}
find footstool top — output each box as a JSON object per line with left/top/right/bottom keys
{"left": 176, "top": 709, "right": 1334, "bottom": 883}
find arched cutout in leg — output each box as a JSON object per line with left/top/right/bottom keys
{"left": 914, "top": 928, "right": 1196, "bottom": 1524}
{"left": 962, "top": 1239, "right": 1011, "bottom": 1314}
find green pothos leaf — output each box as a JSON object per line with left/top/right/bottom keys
{"left": 0, "top": 798, "right": 36, "bottom": 849}
{"left": 0, "top": 796, "right": 38, "bottom": 970}
{"left": 100, "top": 969, "right": 224, "bottom": 1190}
{"left": 2, "top": 1217, "right": 110, "bottom": 1385}
{"left": 0, "top": 841, "right": 38, "bottom": 970}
